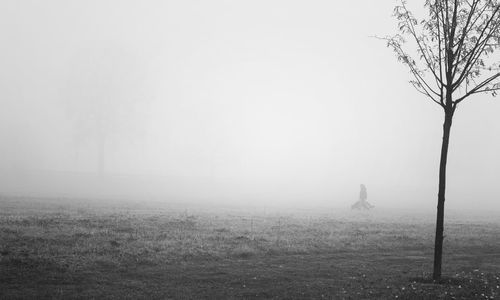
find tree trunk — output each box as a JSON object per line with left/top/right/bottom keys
{"left": 433, "top": 110, "right": 453, "bottom": 281}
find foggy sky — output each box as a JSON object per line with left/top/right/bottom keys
{"left": 1, "top": 1, "right": 499, "bottom": 211}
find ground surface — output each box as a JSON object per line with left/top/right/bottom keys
{"left": 1, "top": 197, "right": 499, "bottom": 299}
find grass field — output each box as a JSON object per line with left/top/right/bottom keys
{"left": 1, "top": 196, "right": 499, "bottom": 299}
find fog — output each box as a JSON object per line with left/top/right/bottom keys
{"left": 1, "top": 0, "right": 499, "bottom": 212}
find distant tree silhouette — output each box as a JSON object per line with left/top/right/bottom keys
{"left": 384, "top": 0, "right": 500, "bottom": 281}
{"left": 63, "top": 45, "right": 148, "bottom": 174}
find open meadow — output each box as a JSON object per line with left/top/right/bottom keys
{"left": 1, "top": 196, "right": 499, "bottom": 299}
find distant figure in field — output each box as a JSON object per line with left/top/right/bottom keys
{"left": 351, "top": 184, "right": 374, "bottom": 210}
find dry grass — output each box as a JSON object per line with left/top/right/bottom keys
{"left": 1, "top": 196, "right": 499, "bottom": 299}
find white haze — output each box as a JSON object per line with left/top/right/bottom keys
{"left": 1, "top": 1, "right": 499, "bottom": 213}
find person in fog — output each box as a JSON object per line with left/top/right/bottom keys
{"left": 351, "top": 184, "right": 374, "bottom": 210}
{"left": 359, "top": 184, "right": 367, "bottom": 201}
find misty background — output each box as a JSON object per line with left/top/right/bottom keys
{"left": 1, "top": 0, "right": 499, "bottom": 212}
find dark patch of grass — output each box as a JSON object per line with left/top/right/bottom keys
{"left": 404, "top": 270, "right": 500, "bottom": 299}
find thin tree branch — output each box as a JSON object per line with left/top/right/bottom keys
{"left": 454, "top": 72, "right": 500, "bottom": 104}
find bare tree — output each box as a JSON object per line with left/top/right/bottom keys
{"left": 384, "top": 0, "right": 500, "bottom": 281}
